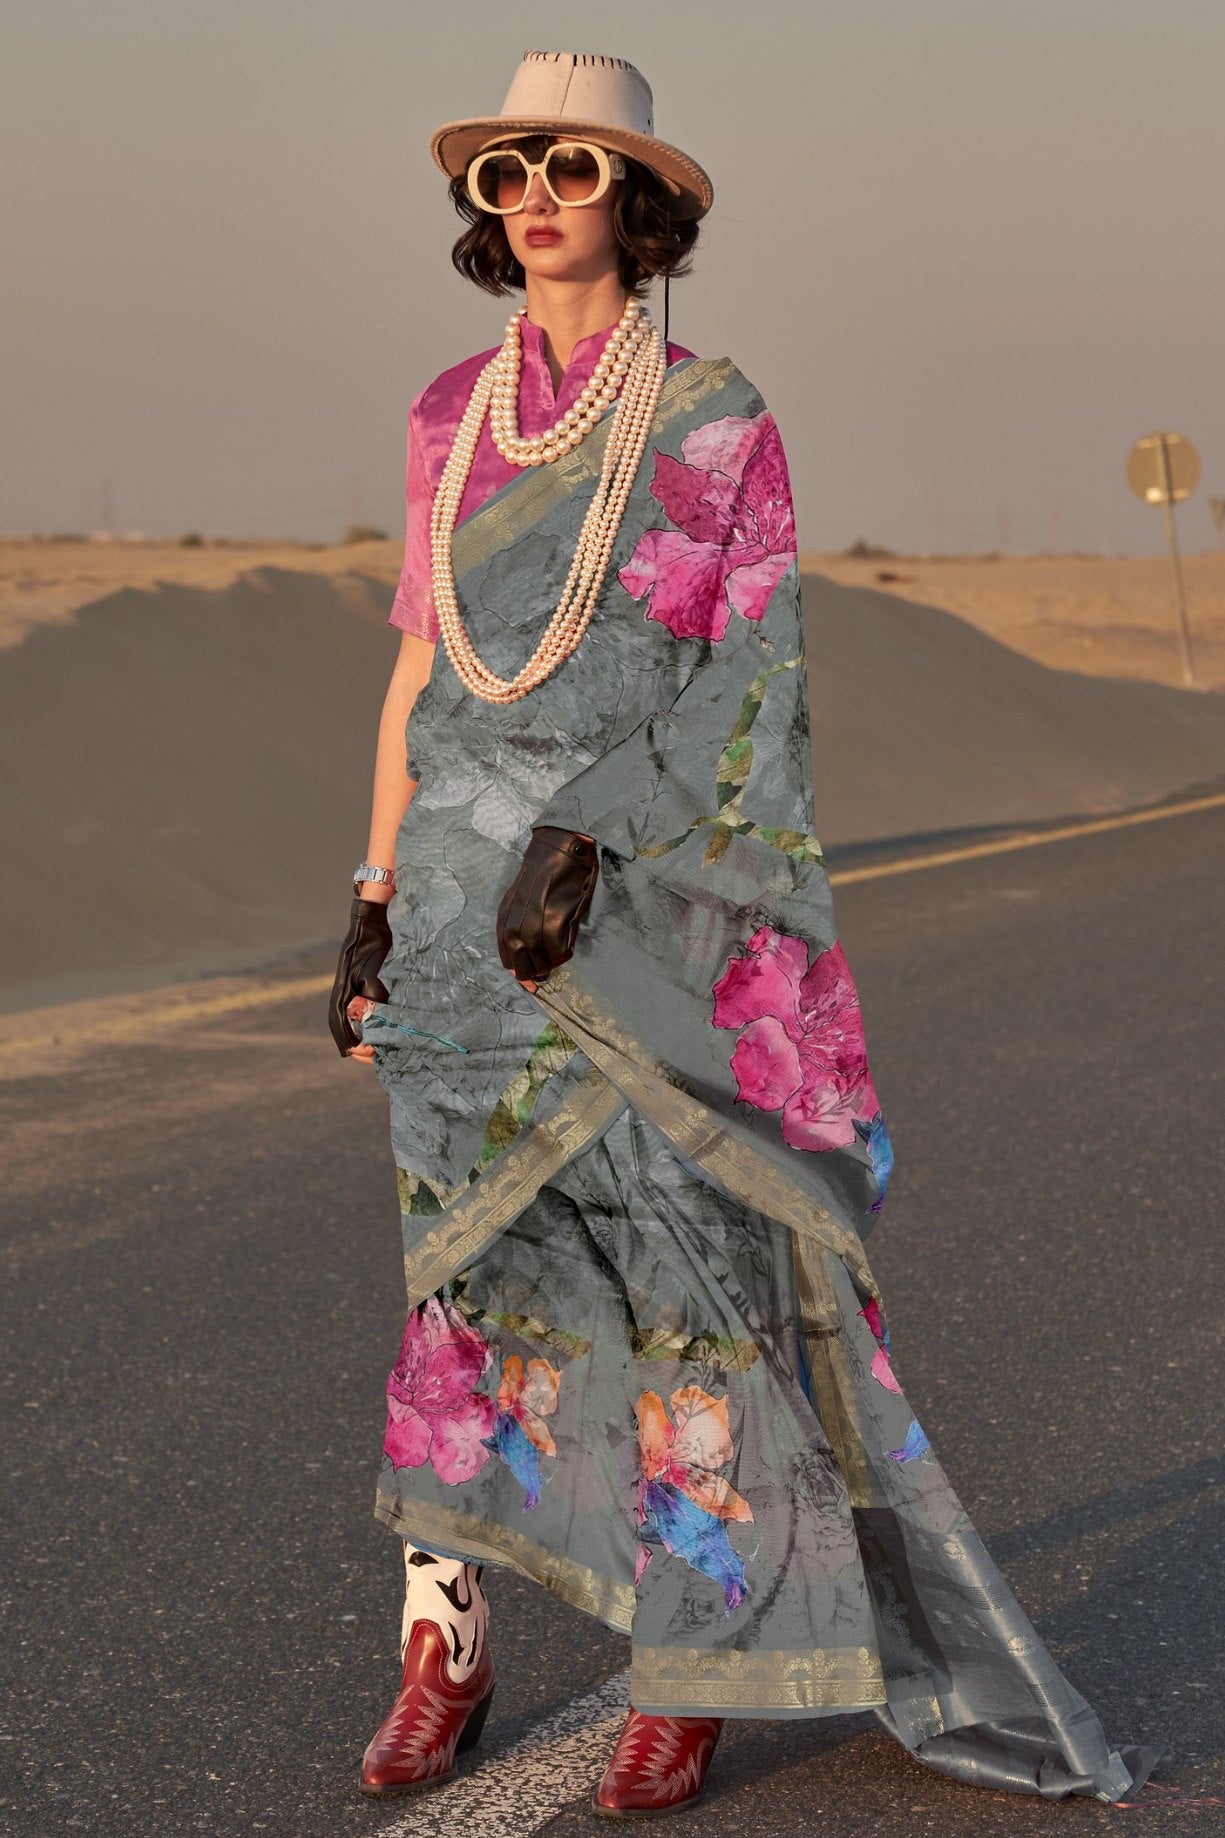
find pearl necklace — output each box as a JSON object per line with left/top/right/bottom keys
{"left": 430, "top": 308, "right": 667, "bottom": 705}
{"left": 490, "top": 298, "right": 650, "bottom": 467}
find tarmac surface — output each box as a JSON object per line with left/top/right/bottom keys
{"left": 2, "top": 801, "right": 1223, "bottom": 1837}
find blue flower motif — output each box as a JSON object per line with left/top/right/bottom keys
{"left": 854, "top": 1110, "right": 894, "bottom": 1212}
{"left": 888, "top": 1418, "right": 931, "bottom": 1464}
{"left": 486, "top": 1411, "right": 542, "bottom": 1508}
{"left": 639, "top": 1479, "right": 749, "bottom": 1612}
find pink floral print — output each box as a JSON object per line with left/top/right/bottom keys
{"left": 618, "top": 411, "right": 797, "bottom": 641}
{"left": 383, "top": 1296, "right": 496, "bottom": 1484}
{"left": 712, "top": 926, "right": 881, "bottom": 1152}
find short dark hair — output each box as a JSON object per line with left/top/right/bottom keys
{"left": 448, "top": 135, "right": 700, "bottom": 298}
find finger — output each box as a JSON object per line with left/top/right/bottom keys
{"left": 508, "top": 936, "right": 552, "bottom": 982}
{"left": 346, "top": 1043, "right": 377, "bottom": 1064}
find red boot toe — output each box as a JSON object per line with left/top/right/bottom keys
{"left": 593, "top": 1708, "right": 723, "bottom": 1818}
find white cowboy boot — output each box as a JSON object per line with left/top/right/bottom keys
{"left": 360, "top": 1540, "right": 494, "bottom": 1795}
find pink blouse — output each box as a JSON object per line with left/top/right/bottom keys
{"left": 388, "top": 315, "right": 696, "bottom": 642}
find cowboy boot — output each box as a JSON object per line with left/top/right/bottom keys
{"left": 592, "top": 1707, "right": 724, "bottom": 1818}
{"left": 359, "top": 1542, "right": 495, "bottom": 1795}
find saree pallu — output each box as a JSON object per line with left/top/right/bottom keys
{"left": 364, "top": 356, "right": 1158, "bottom": 1800}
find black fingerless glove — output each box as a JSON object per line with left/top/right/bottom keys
{"left": 496, "top": 826, "right": 599, "bottom": 985}
{"left": 328, "top": 896, "right": 393, "bottom": 1056}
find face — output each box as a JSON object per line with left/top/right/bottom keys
{"left": 483, "top": 136, "right": 623, "bottom": 285}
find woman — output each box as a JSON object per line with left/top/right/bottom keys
{"left": 328, "top": 48, "right": 1158, "bottom": 1817}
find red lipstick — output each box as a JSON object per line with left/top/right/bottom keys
{"left": 525, "top": 227, "right": 563, "bottom": 246}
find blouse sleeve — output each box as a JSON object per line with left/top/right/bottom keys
{"left": 388, "top": 390, "right": 439, "bottom": 642}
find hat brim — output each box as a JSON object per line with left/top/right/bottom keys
{"left": 430, "top": 117, "right": 713, "bottom": 220}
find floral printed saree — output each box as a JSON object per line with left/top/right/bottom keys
{"left": 364, "top": 354, "right": 1158, "bottom": 1800}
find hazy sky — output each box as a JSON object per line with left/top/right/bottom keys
{"left": 3, "top": 1, "right": 1223, "bottom": 554}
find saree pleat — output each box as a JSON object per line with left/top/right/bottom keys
{"left": 366, "top": 356, "right": 1160, "bottom": 1798}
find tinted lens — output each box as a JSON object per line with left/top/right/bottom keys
{"left": 545, "top": 146, "right": 603, "bottom": 202}
{"left": 473, "top": 153, "right": 527, "bottom": 211}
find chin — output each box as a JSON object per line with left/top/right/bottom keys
{"left": 518, "top": 249, "right": 610, "bottom": 285}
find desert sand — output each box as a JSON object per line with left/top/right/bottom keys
{"left": 6, "top": 537, "right": 1222, "bottom": 686}
{"left": 2, "top": 538, "right": 1223, "bottom": 1014}
{"left": 0, "top": 537, "right": 403, "bottom": 651}
{"left": 807, "top": 550, "right": 1225, "bottom": 692}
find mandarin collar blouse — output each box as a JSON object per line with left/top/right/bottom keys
{"left": 390, "top": 313, "right": 695, "bottom": 642}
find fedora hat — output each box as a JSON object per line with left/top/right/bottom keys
{"left": 431, "top": 49, "right": 713, "bottom": 221}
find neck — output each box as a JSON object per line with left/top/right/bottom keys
{"left": 522, "top": 273, "right": 632, "bottom": 386}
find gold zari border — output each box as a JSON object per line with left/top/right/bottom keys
{"left": 401, "top": 1064, "right": 626, "bottom": 1304}
{"left": 792, "top": 1236, "right": 876, "bottom": 1508}
{"left": 374, "top": 1491, "right": 636, "bottom": 1632}
{"left": 631, "top": 1643, "right": 886, "bottom": 1711}
{"left": 450, "top": 357, "right": 737, "bottom": 580}
{"left": 531, "top": 967, "right": 880, "bottom": 1308}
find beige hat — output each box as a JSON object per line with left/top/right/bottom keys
{"left": 430, "top": 49, "right": 713, "bottom": 221}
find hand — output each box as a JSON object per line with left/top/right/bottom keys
{"left": 328, "top": 896, "right": 393, "bottom": 1059}
{"left": 496, "top": 827, "right": 598, "bottom": 990}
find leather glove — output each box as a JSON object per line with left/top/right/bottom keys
{"left": 328, "top": 896, "right": 393, "bottom": 1056}
{"left": 496, "top": 826, "right": 598, "bottom": 987}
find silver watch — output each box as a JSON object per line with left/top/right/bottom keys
{"left": 353, "top": 861, "right": 396, "bottom": 896}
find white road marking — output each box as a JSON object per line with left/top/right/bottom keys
{"left": 377, "top": 1668, "right": 630, "bottom": 1837}
{"left": 827, "top": 787, "right": 1225, "bottom": 886}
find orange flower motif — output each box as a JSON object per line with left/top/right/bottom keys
{"left": 635, "top": 1385, "right": 753, "bottom": 1523}
{"left": 497, "top": 1354, "right": 561, "bottom": 1456}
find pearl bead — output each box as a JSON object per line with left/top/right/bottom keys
{"left": 433, "top": 312, "right": 665, "bottom": 700}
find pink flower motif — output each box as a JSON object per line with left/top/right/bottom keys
{"left": 870, "top": 1346, "right": 903, "bottom": 1394}
{"left": 711, "top": 926, "right": 880, "bottom": 1152}
{"left": 383, "top": 1295, "right": 496, "bottom": 1485}
{"left": 617, "top": 411, "right": 797, "bottom": 641}
{"left": 858, "top": 1297, "right": 889, "bottom": 1348}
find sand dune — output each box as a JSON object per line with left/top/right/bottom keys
{"left": 810, "top": 550, "right": 1225, "bottom": 691}
{"left": 803, "top": 576, "right": 1225, "bottom": 848}
{"left": 2, "top": 552, "right": 1223, "bottom": 1013}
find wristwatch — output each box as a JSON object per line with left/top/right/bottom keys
{"left": 353, "top": 861, "right": 396, "bottom": 897}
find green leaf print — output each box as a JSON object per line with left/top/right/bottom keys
{"left": 396, "top": 1021, "right": 579, "bottom": 1217}
{"left": 637, "top": 658, "right": 824, "bottom": 867}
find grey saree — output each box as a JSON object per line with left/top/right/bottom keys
{"left": 363, "top": 354, "right": 1159, "bottom": 1800}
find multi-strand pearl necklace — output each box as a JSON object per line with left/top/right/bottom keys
{"left": 490, "top": 299, "right": 651, "bottom": 467}
{"left": 430, "top": 297, "right": 668, "bottom": 705}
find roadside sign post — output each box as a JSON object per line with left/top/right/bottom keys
{"left": 1126, "top": 432, "right": 1200, "bottom": 688}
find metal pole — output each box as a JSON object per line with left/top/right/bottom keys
{"left": 1158, "top": 437, "right": 1196, "bottom": 688}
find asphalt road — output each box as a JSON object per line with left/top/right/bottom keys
{"left": 3, "top": 803, "right": 1223, "bottom": 1838}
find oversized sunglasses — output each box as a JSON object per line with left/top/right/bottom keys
{"left": 466, "top": 140, "right": 627, "bottom": 214}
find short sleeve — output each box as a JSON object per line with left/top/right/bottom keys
{"left": 388, "top": 390, "right": 439, "bottom": 642}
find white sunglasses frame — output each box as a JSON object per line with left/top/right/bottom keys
{"left": 466, "top": 139, "right": 627, "bottom": 214}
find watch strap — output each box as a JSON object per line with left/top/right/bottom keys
{"left": 353, "top": 861, "right": 396, "bottom": 895}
